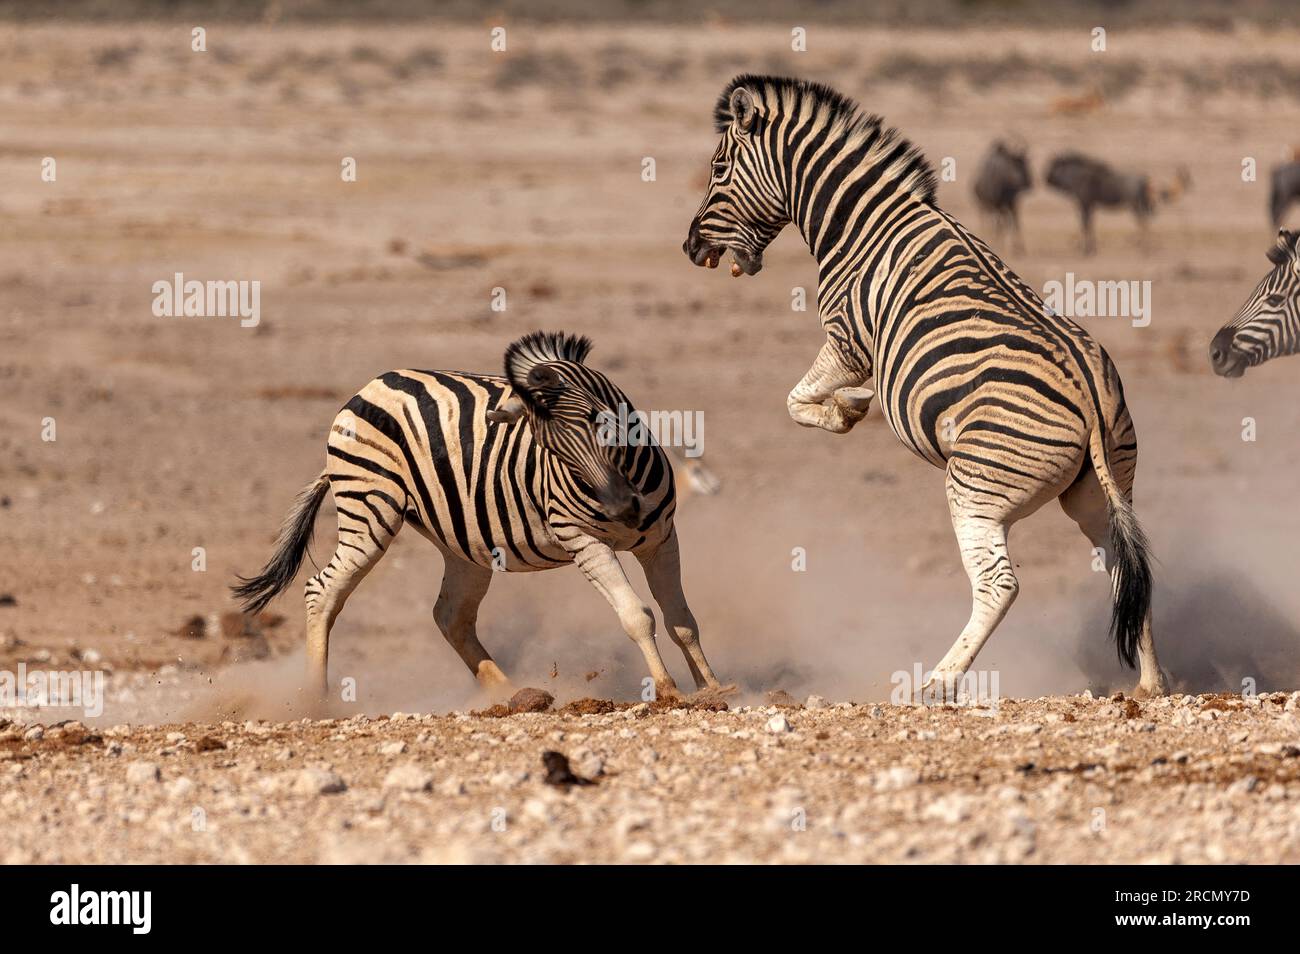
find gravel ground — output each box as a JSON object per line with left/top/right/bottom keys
{"left": 3, "top": 690, "right": 1299, "bottom": 864}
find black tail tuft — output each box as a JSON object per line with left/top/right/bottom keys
{"left": 231, "top": 475, "right": 329, "bottom": 615}
{"left": 1106, "top": 498, "right": 1152, "bottom": 669}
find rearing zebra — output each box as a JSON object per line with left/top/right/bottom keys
{"left": 683, "top": 75, "right": 1167, "bottom": 697}
{"left": 1210, "top": 229, "right": 1300, "bottom": 377}
{"left": 233, "top": 331, "right": 724, "bottom": 700}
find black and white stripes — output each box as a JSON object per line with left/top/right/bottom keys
{"left": 1211, "top": 230, "right": 1300, "bottom": 377}
{"left": 234, "top": 331, "right": 724, "bottom": 700}
{"left": 684, "top": 75, "right": 1167, "bottom": 698}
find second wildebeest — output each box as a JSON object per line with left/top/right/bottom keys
{"left": 973, "top": 138, "right": 1032, "bottom": 253}
{"left": 1046, "top": 151, "right": 1156, "bottom": 255}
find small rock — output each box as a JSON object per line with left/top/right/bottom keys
{"left": 378, "top": 740, "right": 408, "bottom": 756}
{"left": 125, "top": 761, "right": 160, "bottom": 785}
{"left": 541, "top": 751, "right": 594, "bottom": 789}
{"left": 383, "top": 764, "right": 433, "bottom": 792}
{"left": 1227, "top": 775, "right": 1260, "bottom": 796}
{"left": 571, "top": 748, "right": 605, "bottom": 779}
{"left": 623, "top": 841, "right": 656, "bottom": 861}
{"left": 872, "top": 766, "right": 920, "bottom": 791}
{"left": 923, "top": 793, "right": 973, "bottom": 824}
{"left": 489, "top": 769, "right": 528, "bottom": 789}
{"left": 293, "top": 768, "right": 346, "bottom": 795}
{"left": 804, "top": 694, "right": 828, "bottom": 710}
{"left": 176, "top": 615, "right": 206, "bottom": 640}
{"left": 509, "top": 688, "right": 554, "bottom": 714}
{"left": 165, "top": 777, "right": 194, "bottom": 799}
{"left": 22, "top": 725, "right": 44, "bottom": 742}
{"left": 766, "top": 714, "right": 791, "bottom": 734}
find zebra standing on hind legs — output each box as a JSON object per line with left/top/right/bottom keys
{"left": 682, "top": 75, "right": 1169, "bottom": 699}
{"left": 232, "top": 331, "right": 726, "bottom": 702}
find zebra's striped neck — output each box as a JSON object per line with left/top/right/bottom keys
{"left": 789, "top": 136, "right": 944, "bottom": 346}
{"left": 786, "top": 122, "right": 935, "bottom": 264}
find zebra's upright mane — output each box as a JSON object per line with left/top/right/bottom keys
{"left": 714, "top": 74, "right": 938, "bottom": 205}
{"left": 503, "top": 330, "right": 593, "bottom": 392}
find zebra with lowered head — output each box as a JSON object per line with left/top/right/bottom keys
{"left": 683, "top": 74, "right": 1167, "bottom": 698}
{"left": 1211, "top": 229, "right": 1300, "bottom": 377}
{"left": 233, "top": 331, "right": 725, "bottom": 701}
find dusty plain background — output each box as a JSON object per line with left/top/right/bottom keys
{"left": 2, "top": 6, "right": 1299, "bottom": 862}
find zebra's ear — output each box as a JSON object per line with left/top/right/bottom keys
{"left": 730, "top": 87, "right": 756, "bottom": 133}
{"left": 1267, "top": 230, "right": 1296, "bottom": 267}
{"left": 486, "top": 396, "right": 526, "bottom": 424}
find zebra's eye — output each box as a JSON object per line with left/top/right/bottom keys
{"left": 1265, "top": 294, "right": 1286, "bottom": 308}
{"left": 711, "top": 161, "right": 728, "bottom": 181}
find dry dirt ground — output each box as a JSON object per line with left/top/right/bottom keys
{"left": 2, "top": 20, "right": 1300, "bottom": 863}
{"left": 3, "top": 691, "right": 1300, "bottom": 864}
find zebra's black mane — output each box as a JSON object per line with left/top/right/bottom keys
{"left": 1266, "top": 229, "right": 1299, "bottom": 266}
{"left": 503, "top": 330, "right": 594, "bottom": 394}
{"left": 714, "top": 74, "right": 938, "bottom": 205}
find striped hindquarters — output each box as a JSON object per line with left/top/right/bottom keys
{"left": 328, "top": 370, "right": 568, "bottom": 571}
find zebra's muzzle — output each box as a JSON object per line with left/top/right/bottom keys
{"left": 683, "top": 222, "right": 725, "bottom": 269}
{"left": 598, "top": 483, "right": 643, "bottom": 528}
{"left": 731, "top": 246, "right": 762, "bottom": 276}
{"left": 1209, "top": 329, "right": 1248, "bottom": 378}
{"left": 684, "top": 239, "right": 725, "bottom": 269}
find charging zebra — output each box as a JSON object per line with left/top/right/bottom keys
{"left": 1210, "top": 229, "right": 1300, "bottom": 377}
{"left": 233, "top": 331, "right": 725, "bottom": 700}
{"left": 683, "top": 75, "right": 1168, "bottom": 698}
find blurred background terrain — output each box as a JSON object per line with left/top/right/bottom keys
{"left": 2, "top": 1, "right": 1299, "bottom": 722}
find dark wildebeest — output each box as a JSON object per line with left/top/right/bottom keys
{"left": 1269, "top": 161, "right": 1300, "bottom": 227}
{"left": 973, "top": 138, "right": 1032, "bottom": 253}
{"left": 1045, "top": 152, "right": 1187, "bottom": 255}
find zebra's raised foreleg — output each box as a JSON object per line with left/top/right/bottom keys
{"left": 786, "top": 338, "right": 873, "bottom": 434}
{"left": 433, "top": 558, "right": 511, "bottom": 692}
{"left": 570, "top": 537, "right": 680, "bottom": 699}
{"left": 636, "top": 529, "right": 727, "bottom": 692}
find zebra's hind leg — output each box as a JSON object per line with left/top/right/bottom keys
{"left": 924, "top": 464, "right": 1021, "bottom": 703}
{"left": 304, "top": 494, "right": 403, "bottom": 701}
{"left": 571, "top": 538, "right": 680, "bottom": 700}
{"left": 636, "top": 529, "right": 728, "bottom": 692}
{"left": 433, "top": 558, "right": 511, "bottom": 692}
{"left": 1059, "top": 472, "right": 1168, "bottom": 698}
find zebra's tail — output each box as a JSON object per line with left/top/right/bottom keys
{"left": 231, "top": 472, "right": 330, "bottom": 615}
{"left": 1086, "top": 428, "right": 1150, "bottom": 669}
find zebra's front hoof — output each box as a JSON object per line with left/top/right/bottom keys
{"left": 833, "top": 386, "right": 874, "bottom": 418}
{"left": 919, "top": 669, "right": 966, "bottom": 705}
